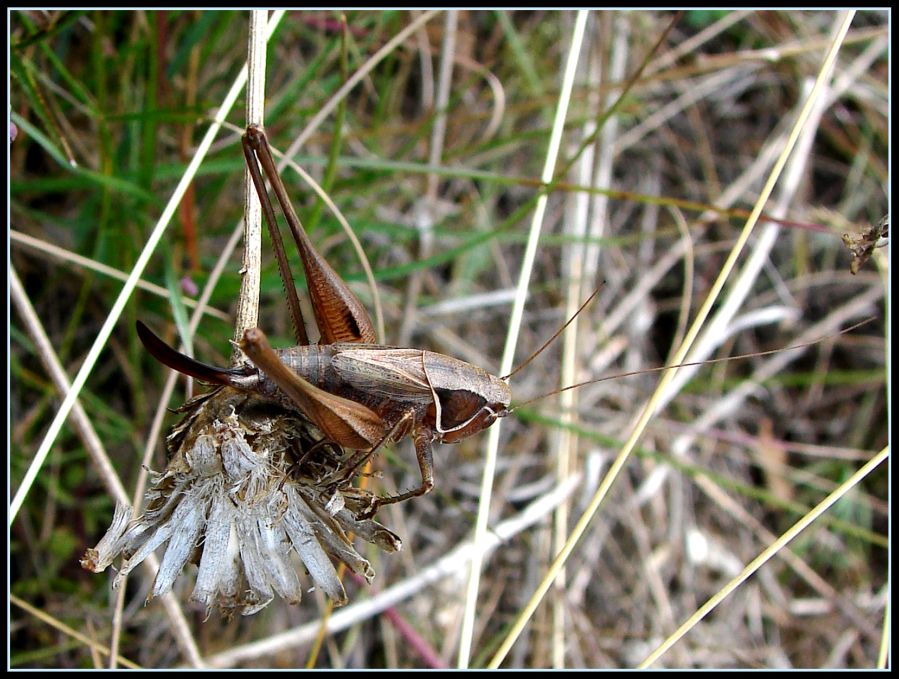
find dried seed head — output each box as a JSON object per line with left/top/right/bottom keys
{"left": 83, "top": 387, "right": 400, "bottom": 617}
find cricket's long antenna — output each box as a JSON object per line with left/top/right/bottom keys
{"left": 509, "top": 317, "right": 876, "bottom": 412}
{"left": 501, "top": 283, "right": 604, "bottom": 382}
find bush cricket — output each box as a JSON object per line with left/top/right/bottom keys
{"left": 138, "top": 126, "right": 869, "bottom": 519}
{"left": 139, "top": 125, "right": 518, "bottom": 517}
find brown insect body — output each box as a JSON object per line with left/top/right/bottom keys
{"left": 138, "top": 321, "right": 510, "bottom": 480}
{"left": 326, "top": 345, "right": 510, "bottom": 441}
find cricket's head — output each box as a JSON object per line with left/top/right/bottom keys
{"left": 438, "top": 373, "right": 512, "bottom": 444}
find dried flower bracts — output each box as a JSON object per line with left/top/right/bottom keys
{"left": 82, "top": 387, "right": 400, "bottom": 616}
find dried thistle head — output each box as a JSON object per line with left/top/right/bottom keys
{"left": 81, "top": 387, "right": 400, "bottom": 616}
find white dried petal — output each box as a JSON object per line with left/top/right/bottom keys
{"left": 316, "top": 536, "right": 375, "bottom": 584}
{"left": 236, "top": 512, "right": 274, "bottom": 613}
{"left": 245, "top": 464, "right": 272, "bottom": 505}
{"left": 219, "top": 425, "right": 259, "bottom": 480}
{"left": 257, "top": 515, "right": 302, "bottom": 605}
{"left": 187, "top": 434, "right": 221, "bottom": 477}
{"left": 282, "top": 494, "right": 347, "bottom": 605}
{"left": 152, "top": 495, "right": 208, "bottom": 599}
{"left": 302, "top": 521, "right": 372, "bottom": 584}
{"left": 215, "top": 522, "right": 242, "bottom": 608}
{"left": 192, "top": 494, "right": 234, "bottom": 608}
{"left": 290, "top": 487, "right": 348, "bottom": 541}
{"left": 141, "top": 474, "right": 192, "bottom": 526}
{"left": 333, "top": 509, "right": 402, "bottom": 554}
{"left": 324, "top": 491, "right": 345, "bottom": 516}
{"left": 80, "top": 503, "right": 133, "bottom": 572}
{"left": 114, "top": 520, "right": 174, "bottom": 588}
{"left": 109, "top": 519, "right": 150, "bottom": 560}
{"left": 286, "top": 487, "right": 374, "bottom": 583}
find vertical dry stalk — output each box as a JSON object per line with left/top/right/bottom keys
{"left": 233, "top": 10, "right": 269, "bottom": 360}
{"left": 460, "top": 9, "right": 591, "bottom": 668}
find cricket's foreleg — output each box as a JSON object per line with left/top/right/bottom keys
{"left": 400, "top": 431, "right": 436, "bottom": 501}
{"left": 360, "top": 430, "right": 435, "bottom": 519}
